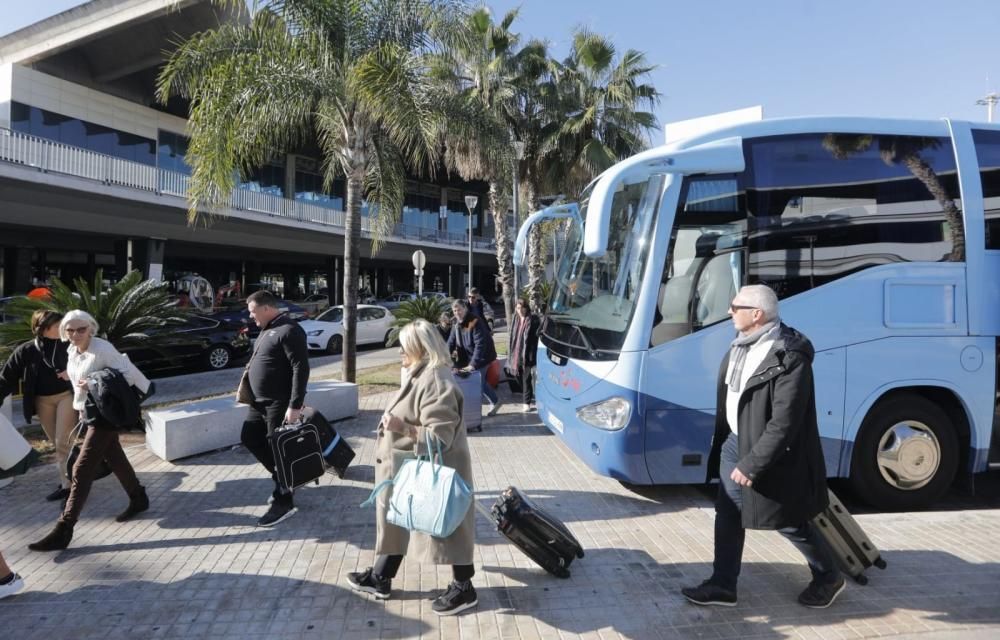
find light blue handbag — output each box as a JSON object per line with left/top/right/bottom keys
{"left": 362, "top": 431, "right": 472, "bottom": 538}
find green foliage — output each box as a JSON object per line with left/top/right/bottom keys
{"left": 386, "top": 297, "right": 448, "bottom": 346}
{"left": 520, "top": 280, "right": 552, "bottom": 309}
{"left": 0, "top": 270, "right": 190, "bottom": 358}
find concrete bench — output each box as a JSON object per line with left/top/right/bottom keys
{"left": 1, "top": 397, "right": 11, "bottom": 424}
{"left": 145, "top": 380, "right": 359, "bottom": 462}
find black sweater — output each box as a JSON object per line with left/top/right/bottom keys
{"left": 0, "top": 338, "right": 71, "bottom": 423}
{"left": 247, "top": 313, "right": 310, "bottom": 409}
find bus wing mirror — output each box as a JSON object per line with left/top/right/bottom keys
{"left": 584, "top": 137, "right": 745, "bottom": 258}
{"left": 514, "top": 203, "right": 581, "bottom": 267}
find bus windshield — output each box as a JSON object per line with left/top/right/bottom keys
{"left": 543, "top": 175, "right": 665, "bottom": 358}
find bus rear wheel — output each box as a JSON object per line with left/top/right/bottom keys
{"left": 849, "top": 394, "right": 958, "bottom": 511}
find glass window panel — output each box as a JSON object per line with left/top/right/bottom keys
{"left": 10, "top": 102, "right": 30, "bottom": 133}
{"left": 973, "top": 129, "right": 1000, "bottom": 249}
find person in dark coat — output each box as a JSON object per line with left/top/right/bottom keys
{"left": 507, "top": 298, "right": 540, "bottom": 410}
{"left": 0, "top": 310, "right": 75, "bottom": 501}
{"left": 447, "top": 298, "right": 500, "bottom": 418}
{"left": 682, "top": 284, "right": 843, "bottom": 609}
{"left": 241, "top": 290, "right": 310, "bottom": 527}
{"left": 436, "top": 312, "right": 453, "bottom": 345}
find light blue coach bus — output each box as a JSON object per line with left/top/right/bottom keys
{"left": 516, "top": 116, "right": 1000, "bottom": 510}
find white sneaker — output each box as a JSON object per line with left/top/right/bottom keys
{"left": 0, "top": 573, "right": 24, "bottom": 600}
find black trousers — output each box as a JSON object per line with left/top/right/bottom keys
{"left": 711, "top": 432, "right": 838, "bottom": 591}
{"left": 374, "top": 554, "right": 475, "bottom": 582}
{"left": 520, "top": 365, "right": 536, "bottom": 404}
{"left": 241, "top": 400, "right": 291, "bottom": 499}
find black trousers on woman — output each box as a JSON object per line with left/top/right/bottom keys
{"left": 374, "top": 554, "right": 475, "bottom": 582}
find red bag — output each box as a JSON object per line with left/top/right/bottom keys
{"left": 485, "top": 360, "right": 501, "bottom": 389}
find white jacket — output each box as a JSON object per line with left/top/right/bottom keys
{"left": 67, "top": 336, "right": 151, "bottom": 410}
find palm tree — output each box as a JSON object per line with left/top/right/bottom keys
{"left": 431, "top": 6, "right": 548, "bottom": 329}
{"left": 524, "top": 29, "right": 660, "bottom": 310}
{"left": 823, "top": 134, "right": 965, "bottom": 261}
{"left": 157, "top": 0, "right": 461, "bottom": 382}
{"left": 0, "top": 270, "right": 189, "bottom": 357}
{"left": 386, "top": 296, "right": 448, "bottom": 345}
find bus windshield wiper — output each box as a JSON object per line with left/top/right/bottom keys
{"left": 545, "top": 313, "right": 597, "bottom": 355}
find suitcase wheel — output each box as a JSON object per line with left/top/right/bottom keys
{"left": 874, "top": 558, "right": 887, "bottom": 570}
{"left": 853, "top": 573, "right": 868, "bottom": 586}
{"left": 553, "top": 566, "right": 571, "bottom": 579}
{"left": 576, "top": 549, "right": 585, "bottom": 559}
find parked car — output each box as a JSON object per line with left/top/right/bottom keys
{"left": 377, "top": 292, "right": 416, "bottom": 310}
{"left": 419, "top": 291, "right": 450, "bottom": 302}
{"left": 123, "top": 314, "right": 251, "bottom": 373}
{"left": 298, "top": 294, "right": 330, "bottom": 317}
{"left": 211, "top": 299, "right": 308, "bottom": 340}
{"left": 299, "top": 304, "right": 395, "bottom": 354}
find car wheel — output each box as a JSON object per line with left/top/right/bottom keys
{"left": 849, "top": 394, "right": 959, "bottom": 511}
{"left": 326, "top": 334, "right": 343, "bottom": 355}
{"left": 383, "top": 330, "right": 394, "bottom": 348}
{"left": 203, "top": 345, "right": 232, "bottom": 370}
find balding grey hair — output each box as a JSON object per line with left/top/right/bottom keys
{"left": 736, "top": 284, "right": 779, "bottom": 322}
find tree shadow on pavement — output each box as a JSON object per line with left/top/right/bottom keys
{"left": 1, "top": 571, "right": 430, "bottom": 640}
{"left": 474, "top": 546, "right": 1000, "bottom": 638}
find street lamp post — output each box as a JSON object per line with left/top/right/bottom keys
{"left": 464, "top": 194, "right": 478, "bottom": 293}
{"left": 512, "top": 140, "right": 525, "bottom": 297}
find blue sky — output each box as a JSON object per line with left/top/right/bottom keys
{"left": 7, "top": 0, "right": 1000, "bottom": 130}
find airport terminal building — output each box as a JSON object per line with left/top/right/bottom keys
{"left": 0, "top": 0, "right": 501, "bottom": 305}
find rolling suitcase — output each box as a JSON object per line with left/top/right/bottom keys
{"left": 269, "top": 420, "right": 326, "bottom": 493}
{"left": 475, "top": 486, "right": 584, "bottom": 578}
{"left": 300, "top": 406, "right": 355, "bottom": 478}
{"left": 812, "top": 488, "right": 887, "bottom": 585}
{"left": 454, "top": 370, "right": 483, "bottom": 432}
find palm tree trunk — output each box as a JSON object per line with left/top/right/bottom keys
{"left": 343, "top": 172, "right": 362, "bottom": 383}
{"left": 488, "top": 181, "right": 515, "bottom": 328}
{"left": 901, "top": 154, "right": 966, "bottom": 261}
{"left": 524, "top": 180, "right": 546, "bottom": 312}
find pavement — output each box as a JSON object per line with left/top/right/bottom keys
{"left": 3, "top": 384, "right": 1000, "bottom": 639}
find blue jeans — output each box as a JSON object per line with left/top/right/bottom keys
{"left": 478, "top": 365, "right": 498, "bottom": 405}
{"left": 711, "top": 432, "right": 839, "bottom": 591}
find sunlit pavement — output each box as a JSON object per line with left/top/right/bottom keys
{"left": 2, "top": 383, "right": 999, "bottom": 639}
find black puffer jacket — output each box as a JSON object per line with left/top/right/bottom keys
{"left": 0, "top": 338, "right": 71, "bottom": 423}
{"left": 707, "top": 324, "right": 828, "bottom": 530}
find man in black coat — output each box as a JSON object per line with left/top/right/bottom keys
{"left": 241, "top": 290, "right": 310, "bottom": 527}
{"left": 682, "top": 284, "right": 843, "bottom": 609}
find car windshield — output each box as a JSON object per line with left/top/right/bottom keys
{"left": 316, "top": 307, "right": 343, "bottom": 323}
{"left": 543, "top": 175, "right": 665, "bottom": 358}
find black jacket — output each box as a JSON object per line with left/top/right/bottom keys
{"left": 83, "top": 367, "right": 142, "bottom": 430}
{"left": 448, "top": 315, "right": 496, "bottom": 370}
{"left": 509, "top": 313, "right": 540, "bottom": 368}
{"left": 707, "top": 323, "right": 828, "bottom": 530}
{"left": 0, "top": 338, "right": 71, "bottom": 424}
{"left": 247, "top": 313, "right": 310, "bottom": 408}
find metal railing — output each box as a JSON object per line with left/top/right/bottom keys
{"left": 0, "top": 127, "right": 491, "bottom": 249}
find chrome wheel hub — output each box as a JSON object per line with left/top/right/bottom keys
{"left": 875, "top": 421, "right": 940, "bottom": 490}
{"left": 209, "top": 348, "right": 229, "bottom": 368}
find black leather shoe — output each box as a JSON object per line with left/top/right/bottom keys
{"left": 681, "top": 580, "right": 737, "bottom": 607}
{"left": 45, "top": 486, "right": 70, "bottom": 502}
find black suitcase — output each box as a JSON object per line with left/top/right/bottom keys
{"left": 475, "top": 486, "right": 584, "bottom": 578}
{"left": 812, "top": 489, "right": 887, "bottom": 585}
{"left": 269, "top": 421, "right": 326, "bottom": 493}
{"left": 300, "top": 406, "right": 355, "bottom": 478}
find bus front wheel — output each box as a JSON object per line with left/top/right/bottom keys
{"left": 849, "top": 395, "right": 958, "bottom": 511}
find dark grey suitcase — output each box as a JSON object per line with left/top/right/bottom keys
{"left": 454, "top": 370, "right": 482, "bottom": 431}
{"left": 269, "top": 421, "right": 326, "bottom": 493}
{"left": 812, "top": 489, "right": 887, "bottom": 585}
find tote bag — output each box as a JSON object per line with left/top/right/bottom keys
{"left": 362, "top": 432, "right": 472, "bottom": 538}
{"left": 0, "top": 412, "right": 32, "bottom": 471}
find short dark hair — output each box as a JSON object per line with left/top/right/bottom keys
{"left": 31, "top": 310, "right": 63, "bottom": 338}
{"left": 247, "top": 290, "right": 279, "bottom": 308}
{"left": 452, "top": 298, "right": 470, "bottom": 311}
{"left": 467, "top": 288, "right": 479, "bottom": 297}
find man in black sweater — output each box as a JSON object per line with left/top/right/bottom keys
{"left": 241, "top": 290, "right": 310, "bottom": 527}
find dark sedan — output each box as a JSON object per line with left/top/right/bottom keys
{"left": 123, "top": 315, "right": 251, "bottom": 374}
{"left": 211, "top": 300, "right": 309, "bottom": 340}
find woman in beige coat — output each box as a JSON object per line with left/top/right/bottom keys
{"left": 348, "top": 319, "right": 477, "bottom": 616}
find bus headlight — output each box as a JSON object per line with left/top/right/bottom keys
{"left": 576, "top": 397, "right": 631, "bottom": 431}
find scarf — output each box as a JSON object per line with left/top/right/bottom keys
{"left": 509, "top": 315, "right": 531, "bottom": 376}
{"left": 726, "top": 320, "right": 778, "bottom": 392}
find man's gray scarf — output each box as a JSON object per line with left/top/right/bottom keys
{"left": 726, "top": 320, "right": 778, "bottom": 392}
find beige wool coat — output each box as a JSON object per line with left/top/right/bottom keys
{"left": 373, "top": 361, "right": 475, "bottom": 566}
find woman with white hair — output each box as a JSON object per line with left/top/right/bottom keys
{"left": 347, "top": 319, "right": 478, "bottom": 616}
{"left": 28, "top": 310, "right": 152, "bottom": 552}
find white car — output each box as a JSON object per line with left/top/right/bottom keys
{"left": 299, "top": 304, "right": 395, "bottom": 354}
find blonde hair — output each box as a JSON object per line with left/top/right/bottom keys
{"left": 59, "top": 309, "right": 99, "bottom": 341}
{"left": 399, "top": 319, "right": 451, "bottom": 369}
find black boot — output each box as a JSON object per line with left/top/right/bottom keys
{"left": 28, "top": 521, "right": 74, "bottom": 551}
{"left": 116, "top": 486, "right": 149, "bottom": 523}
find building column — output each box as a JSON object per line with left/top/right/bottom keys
{"left": 3, "top": 247, "right": 33, "bottom": 294}
{"left": 131, "top": 238, "right": 166, "bottom": 281}
{"left": 330, "top": 257, "right": 342, "bottom": 306}
{"left": 114, "top": 238, "right": 130, "bottom": 278}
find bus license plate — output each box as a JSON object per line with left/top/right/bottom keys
{"left": 548, "top": 410, "right": 564, "bottom": 433}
